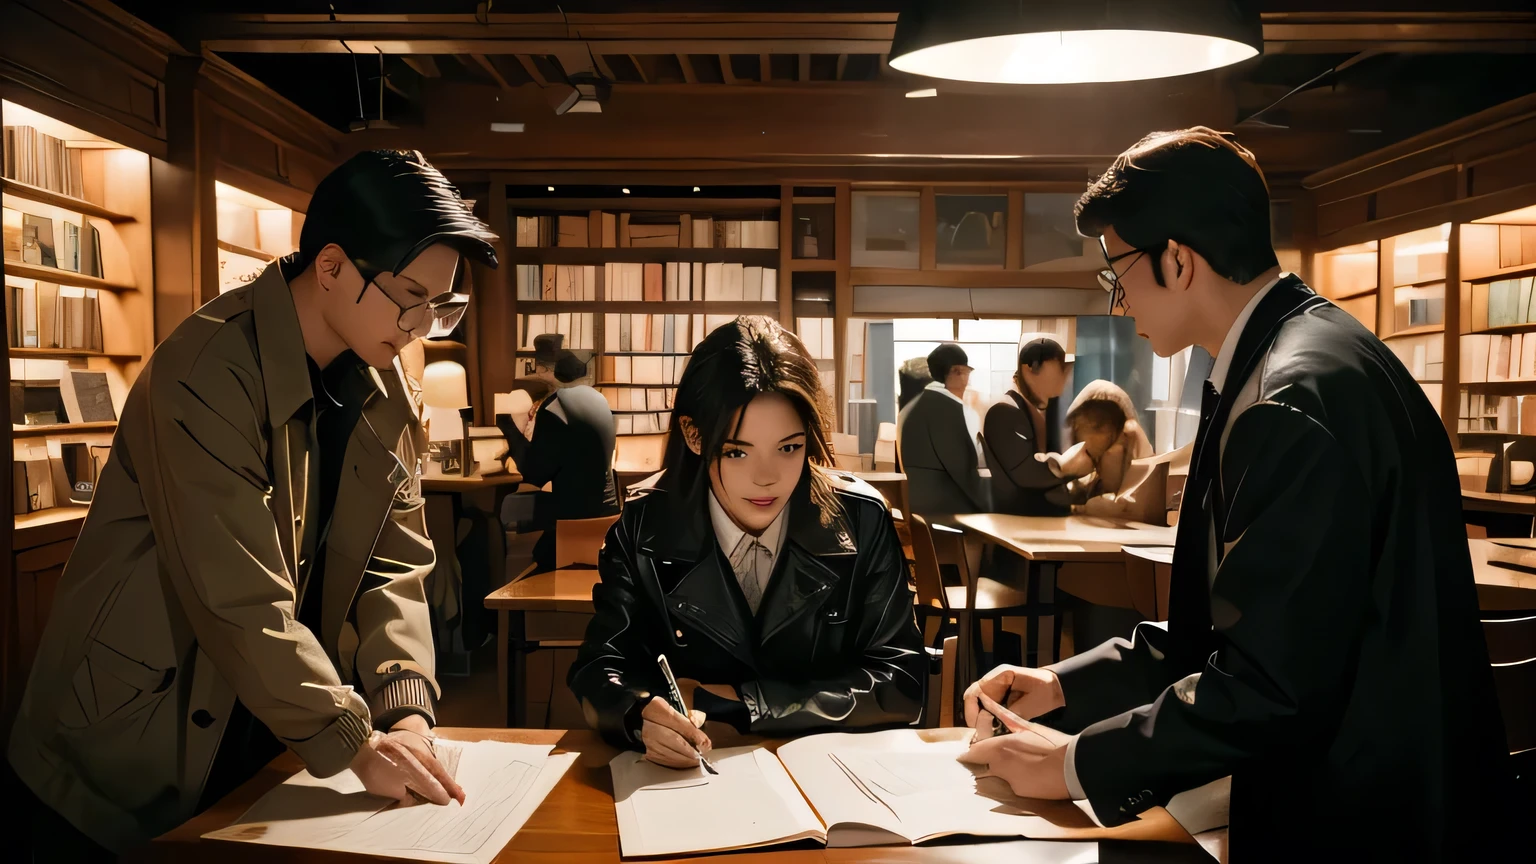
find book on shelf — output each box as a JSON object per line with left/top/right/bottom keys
{"left": 518, "top": 312, "right": 595, "bottom": 350}
{"left": 1460, "top": 332, "right": 1536, "bottom": 384}
{"left": 594, "top": 262, "right": 776, "bottom": 303}
{"left": 1468, "top": 277, "right": 1536, "bottom": 331}
{"left": 6, "top": 282, "right": 104, "bottom": 351}
{"left": 629, "top": 223, "right": 680, "bottom": 248}
{"left": 59, "top": 369, "right": 116, "bottom": 423}
{"left": 1385, "top": 333, "right": 1443, "bottom": 381}
{"left": 795, "top": 318, "right": 836, "bottom": 361}
{"left": 1457, "top": 392, "right": 1532, "bottom": 434}
{"left": 599, "top": 354, "right": 687, "bottom": 387}
{"left": 3, "top": 125, "right": 86, "bottom": 198}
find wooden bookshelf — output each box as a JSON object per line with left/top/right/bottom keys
{"left": 1455, "top": 204, "right": 1536, "bottom": 439}
{"left": 5, "top": 98, "right": 152, "bottom": 537}
{"left": 504, "top": 190, "right": 788, "bottom": 436}
{"left": 214, "top": 181, "right": 300, "bottom": 296}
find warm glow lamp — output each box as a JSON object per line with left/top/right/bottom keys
{"left": 889, "top": 0, "right": 1263, "bottom": 85}
{"left": 422, "top": 360, "right": 469, "bottom": 455}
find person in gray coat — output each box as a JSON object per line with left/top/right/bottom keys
{"left": 897, "top": 343, "right": 990, "bottom": 522}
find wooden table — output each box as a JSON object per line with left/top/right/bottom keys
{"left": 136, "top": 728, "right": 1207, "bottom": 864}
{"left": 485, "top": 568, "right": 602, "bottom": 727}
{"left": 1462, "top": 489, "right": 1536, "bottom": 516}
{"left": 950, "top": 515, "right": 1178, "bottom": 690}
{"left": 422, "top": 471, "right": 525, "bottom": 493}
{"left": 1469, "top": 539, "right": 1536, "bottom": 611}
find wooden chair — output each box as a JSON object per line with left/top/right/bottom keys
{"left": 555, "top": 515, "right": 621, "bottom": 569}
{"left": 908, "top": 514, "right": 1034, "bottom": 725}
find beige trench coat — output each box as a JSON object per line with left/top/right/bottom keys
{"left": 8, "top": 266, "right": 439, "bottom": 851}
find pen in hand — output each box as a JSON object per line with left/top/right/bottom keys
{"left": 657, "top": 654, "right": 719, "bottom": 775}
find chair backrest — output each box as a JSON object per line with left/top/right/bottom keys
{"left": 906, "top": 514, "right": 949, "bottom": 612}
{"left": 555, "top": 515, "right": 621, "bottom": 569}
{"left": 832, "top": 432, "right": 860, "bottom": 457}
{"left": 1482, "top": 611, "right": 1536, "bottom": 754}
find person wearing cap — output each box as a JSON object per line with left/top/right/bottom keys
{"left": 897, "top": 342, "right": 990, "bottom": 522}
{"left": 496, "top": 345, "right": 620, "bottom": 574}
{"left": 508, "top": 333, "right": 565, "bottom": 406}
{"left": 10, "top": 150, "right": 498, "bottom": 858}
{"left": 983, "top": 338, "right": 1073, "bottom": 517}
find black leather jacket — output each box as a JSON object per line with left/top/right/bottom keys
{"left": 568, "top": 470, "right": 925, "bottom": 748}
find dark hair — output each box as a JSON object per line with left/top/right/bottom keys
{"left": 662, "top": 316, "right": 841, "bottom": 525}
{"left": 1075, "top": 126, "right": 1278, "bottom": 286}
{"left": 927, "top": 343, "right": 969, "bottom": 384}
{"left": 897, "top": 356, "right": 932, "bottom": 411}
{"left": 291, "top": 149, "right": 498, "bottom": 281}
{"left": 553, "top": 352, "right": 586, "bottom": 383}
{"left": 1018, "top": 337, "right": 1066, "bottom": 371}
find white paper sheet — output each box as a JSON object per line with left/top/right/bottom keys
{"left": 204, "top": 740, "right": 575, "bottom": 864}
{"left": 611, "top": 746, "right": 824, "bottom": 857}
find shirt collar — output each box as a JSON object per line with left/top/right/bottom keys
{"left": 925, "top": 379, "right": 964, "bottom": 405}
{"left": 707, "top": 489, "right": 788, "bottom": 560}
{"left": 1208, "top": 272, "right": 1286, "bottom": 394}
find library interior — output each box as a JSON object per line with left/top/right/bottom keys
{"left": 1, "top": 2, "right": 1534, "bottom": 862}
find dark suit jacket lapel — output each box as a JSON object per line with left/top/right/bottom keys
{"left": 1169, "top": 275, "right": 1325, "bottom": 665}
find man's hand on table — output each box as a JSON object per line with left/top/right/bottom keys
{"left": 958, "top": 693, "right": 1072, "bottom": 800}
{"left": 349, "top": 714, "right": 466, "bottom": 806}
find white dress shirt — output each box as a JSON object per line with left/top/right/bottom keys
{"left": 1059, "top": 272, "right": 1286, "bottom": 816}
{"left": 708, "top": 491, "right": 790, "bottom": 615}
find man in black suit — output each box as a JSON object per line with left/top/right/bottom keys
{"left": 897, "top": 343, "right": 989, "bottom": 522}
{"left": 497, "top": 349, "right": 620, "bottom": 573}
{"left": 960, "top": 127, "right": 1513, "bottom": 861}
{"left": 983, "top": 337, "right": 1072, "bottom": 516}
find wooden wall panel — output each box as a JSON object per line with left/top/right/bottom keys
{"left": 1467, "top": 142, "right": 1536, "bottom": 200}
{"left": 1374, "top": 169, "right": 1459, "bottom": 223}
{"left": 0, "top": 0, "right": 175, "bottom": 156}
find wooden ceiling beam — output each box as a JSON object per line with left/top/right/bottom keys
{"left": 194, "top": 12, "right": 1536, "bottom": 55}
{"left": 628, "top": 54, "right": 650, "bottom": 83}
{"left": 591, "top": 53, "right": 621, "bottom": 82}
{"left": 513, "top": 54, "right": 547, "bottom": 86}
{"left": 401, "top": 55, "right": 440, "bottom": 78}
{"left": 677, "top": 53, "right": 697, "bottom": 84}
{"left": 470, "top": 54, "right": 513, "bottom": 91}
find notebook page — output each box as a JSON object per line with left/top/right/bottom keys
{"left": 611, "top": 746, "right": 824, "bottom": 856}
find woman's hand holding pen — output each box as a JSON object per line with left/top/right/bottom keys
{"left": 640, "top": 697, "right": 711, "bottom": 769}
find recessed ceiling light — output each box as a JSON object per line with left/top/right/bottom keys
{"left": 889, "top": 0, "right": 1261, "bottom": 84}
{"left": 693, "top": 187, "right": 701, "bottom": 192}
{"left": 622, "top": 188, "right": 630, "bottom": 194}
{"left": 489, "top": 122, "right": 525, "bottom": 133}
{"left": 547, "top": 186, "right": 555, "bottom": 192}
{"left": 906, "top": 88, "right": 938, "bottom": 98}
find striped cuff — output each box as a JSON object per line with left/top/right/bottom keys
{"left": 287, "top": 709, "right": 372, "bottom": 779}
{"left": 371, "top": 670, "right": 438, "bottom": 731}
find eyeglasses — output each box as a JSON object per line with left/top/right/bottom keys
{"left": 355, "top": 265, "right": 469, "bottom": 339}
{"left": 1097, "top": 241, "right": 1155, "bottom": 315}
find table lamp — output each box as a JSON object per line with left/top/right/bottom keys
{"left": 422, "top": 360, "right": 473, "bottom": 476}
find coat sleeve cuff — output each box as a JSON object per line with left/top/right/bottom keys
{"left": 285, "top": 709, "right": 373, "bottom": 779}
{"left": 370, "top": 670, "right": 438, "bottom": 731}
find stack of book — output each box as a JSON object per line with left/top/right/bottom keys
{"left": 3, "top": 125, "right": 85, "bottom": 197}
{"left": 795, "top": 318, "right": 837, "bottom": 361}
{"left": 516, "top": 264, "right": 598, "bottom": 301}
{"left": 692, "top": 218, "right": 778, "bottom": 249}
{"left": 6, "top": 281, "right": 105, "bottom": 351}
{"left": 598, "top": 354, "right": 688, "bottom": 387}
{"left": 601, "top": 262, "right": 777, "bottom": 303}
{"left": 1457, "top": 392, "right": 1536, "bottom": 434}
{"left": 604, "top": 313, "right": 702, "bottom": 354}
{"left": 518, "top": 312, "right": 595, "bottom": 350}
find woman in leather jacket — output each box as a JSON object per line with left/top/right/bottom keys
{"left": 568, "top": 316, "right": 926, "bottom": 768}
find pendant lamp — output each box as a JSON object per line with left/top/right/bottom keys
{"left": 889, "top": 1, "right": 1263, "bottom": 84}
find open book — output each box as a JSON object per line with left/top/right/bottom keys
{"left": 204, "top": 739, "right": 576, "bottom": 864}
{"left": 611, "top": 728, "right": 1229, "bottom": 857}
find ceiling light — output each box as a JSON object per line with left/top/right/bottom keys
{"left": 906, "top": 88, "right": 938, "bottom": 98}
{"left": 889, "top": 0, "right": 1262, "bottom": 84}
{"left": 693, "top": 187, "right": 701, "bottom": 192}
{"left": 489, "top": 122, "right": 525, "bottom": 133}
{"left": 622, "top": 188, "right": 630, "bottom": 194}
{"left": 548, "top": 186, "right": 555, "bottom": 192}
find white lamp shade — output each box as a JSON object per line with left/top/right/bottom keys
{"left": 424, "top": 404, "right": 465, "bottom": 443}
{"left": 422, "top": 360, "right": 469, "bottom": 409}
